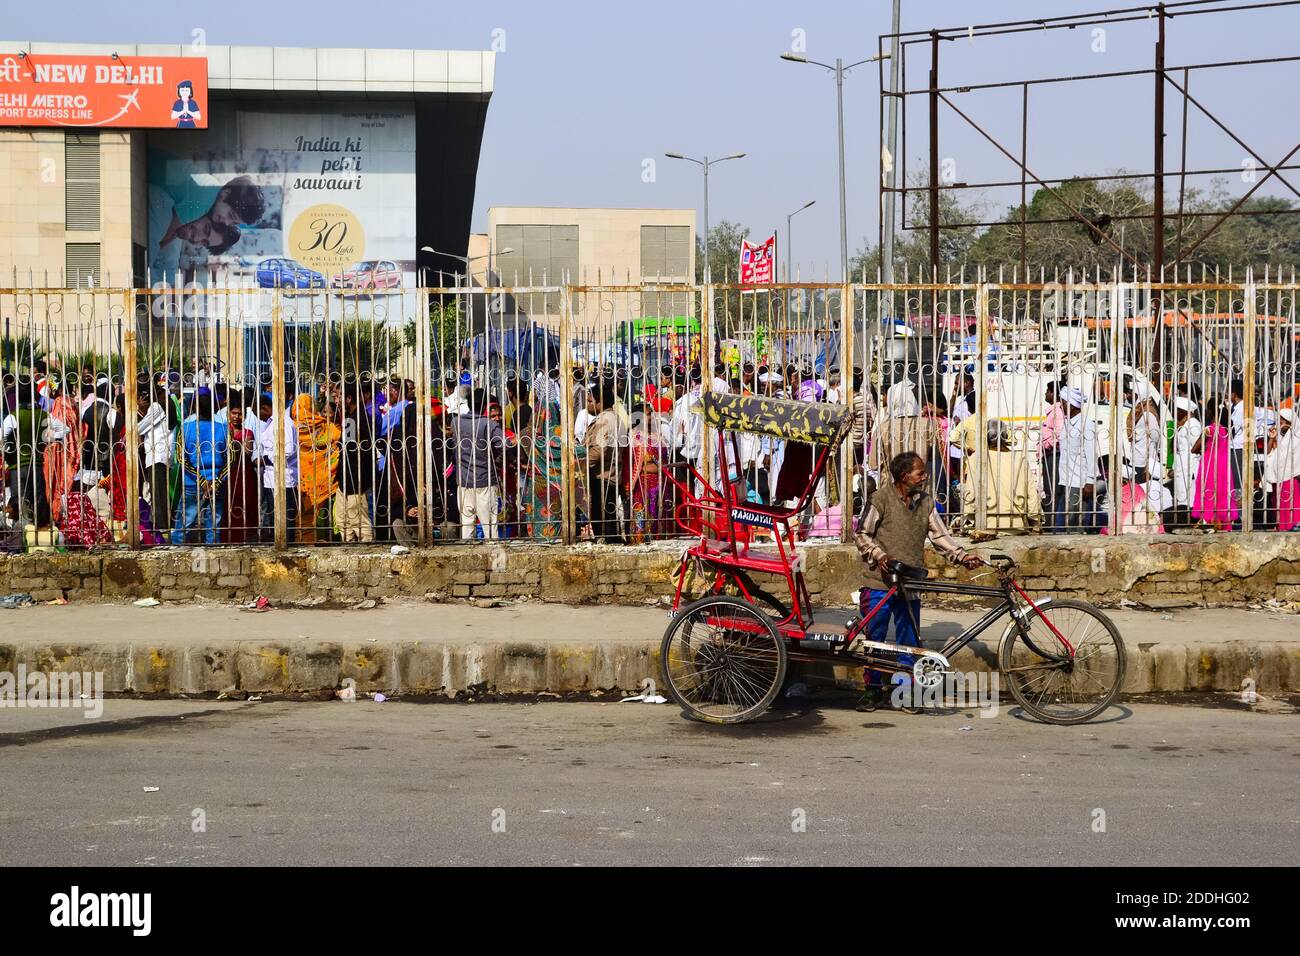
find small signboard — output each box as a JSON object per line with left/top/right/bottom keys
{"left": 0, "top": 54, "right": 208, "bottom": 129}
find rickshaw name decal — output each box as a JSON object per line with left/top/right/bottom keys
{"left": 730, "top": 507, "right": 775, "bottom": 529}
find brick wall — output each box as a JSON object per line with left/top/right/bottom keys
{"left": 1, "top": 535, "right": 1299, "bottom": 608}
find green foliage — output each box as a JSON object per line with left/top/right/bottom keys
{"left": 402, "top": 297, "right": 465, "bottom": 375}
{"left": 853, "top": 174, "right": 982, "bottom": 281}
{"left": 291, "top": 320, "right": 407, "bottom": 382}
{"left": 1, "top": 335, "right": 47, "bottom": 372}
{"left": 695, "top": 220, "right": 751, "bottom": 284}
{"left": 860, "top": 172, "right": 1300, "bottom": 277}
{"left": 3, "top": 333, "right": 185, "bottom": 388}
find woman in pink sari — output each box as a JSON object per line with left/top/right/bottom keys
{"left": 1191, "top": 403, "right": 1237, "bottom": 530}
{"left": 627, "top": 402, "right": 664, "bottom": 543}
{"left": 1264, "top": 407, "right": 1299, "bottom": 531}
{"left": 42, "top": 378, "right": 81, "bottom": 523}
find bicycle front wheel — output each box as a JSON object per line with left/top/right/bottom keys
{"left": 661, "top": 596, "right": 787, "bottom": 724}
{"left": 998, "top": 598, "right": 1126, "bottom": 724}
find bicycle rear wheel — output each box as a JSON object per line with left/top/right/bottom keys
{"left": 661, "top": 595, "right": 787, "bottom": 724}
{"left": 998, "top": 598, "right": 1126, "bottom": 724}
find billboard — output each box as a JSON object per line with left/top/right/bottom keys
{"left": 146, "top": 104, "right": 416, "bottom": 293}
{"left": 0, "top": 54, "right": 208, "bottom": 129}
{"left": 740, "top": 233, "right": 777, "bottom": 284}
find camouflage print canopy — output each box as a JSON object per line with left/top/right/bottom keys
{"left": 697, "top": 391, "right": 851, "bottom": 445}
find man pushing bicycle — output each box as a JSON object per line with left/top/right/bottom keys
{"left": 854, "top": 450, "right": 984, "bottom": 710}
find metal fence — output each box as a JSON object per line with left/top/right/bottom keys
{"left": 1, "top": 274, "right": 1297, "bottom": 551}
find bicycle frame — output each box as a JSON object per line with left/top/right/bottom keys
{"left": 846, "top": 574, "right": 1076, "bottom": 672}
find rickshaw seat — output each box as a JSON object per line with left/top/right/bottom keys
{"left": 694, "top": 538, "right": 791, "bottom": 574}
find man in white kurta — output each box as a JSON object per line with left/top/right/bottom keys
{"left": 1171, "top": 396, "right": 1203, "bottom": 521}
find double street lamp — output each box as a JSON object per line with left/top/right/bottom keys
{"left": 664, "top": 151, "right": 745, "bottom": 286}
{"left": 780, "top": 51, "right": 889, "bottom": 282}
{"left": 420, "top": 245, "right": 513, "bottom": 288}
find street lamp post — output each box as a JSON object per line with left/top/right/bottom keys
{"left": 664, "top": 151, "right": 745, "bottom": 287}
{"left": 785, "top": 199, "right": 816, "bottom": 281}
{"left": 420, "top": 246, "right": 514, "bottom": 288}
{"left": 780, "top": 51, "right": 889, "bottom": 282}
{"left": 882, "top": 0, "right": 903, "bottom": 285}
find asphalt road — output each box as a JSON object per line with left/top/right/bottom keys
{"left": 1, "top": 696, "right": 1297, "bottom": 866}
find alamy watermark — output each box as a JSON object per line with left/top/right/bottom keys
{"left": 0, "top": 666, "right": 104, "bottom": 719}
{"left": 889, "top": 669, "right": 1000, "bottom": 717}
{"left": 50, "top": 886, "right": 151, "bottom": 936}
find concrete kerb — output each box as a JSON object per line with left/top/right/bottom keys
{"left": 2, "top": 635, "right": 1296, "bottom": 698}
{"left": 0, "top": 638, "right": 664, "bottom": 698}
{"left": 0, "top": 603, "right": 1296, "bottom": 699}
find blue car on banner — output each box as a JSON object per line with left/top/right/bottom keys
{"left": 256, "top": 258, "right": 327, "bottom": 289}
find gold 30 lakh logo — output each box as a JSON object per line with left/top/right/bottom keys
{"left": 289, "top": 204, "right": 364, "bottom": 276}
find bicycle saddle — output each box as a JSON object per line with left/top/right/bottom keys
{"left": 883, "top": 559, "right": 929, "bottom": 581}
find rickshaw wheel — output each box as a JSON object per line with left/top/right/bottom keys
{"left": 661, "top": 595, "right": 788, "bottom": 725}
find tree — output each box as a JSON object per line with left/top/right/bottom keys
{"left": 293, "top": 320, "right": 407, "bottom": 389}
{"left": 404, "top": 297, "right": 465, "bottom": 377}
{"left": 1172, "top": 188, "right": 1300, "bottom": 275}
{"left": 968, "top": 176, "right": 1153, "bottom": 276}
{"left": 1, "top": 335, "right": 47, "bottom": 374}
{"left": 866, "top": 172, "right": 1300, "bottom": 278}
{"left": 695, "top": 220, "right": 750, "bottom": 285}
{"left": 857, "top": 174, "right": 982, "bottom": 281}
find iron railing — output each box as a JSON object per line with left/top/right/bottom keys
{"left": 1, "top": 274, "right": 1297, "bottom": 550}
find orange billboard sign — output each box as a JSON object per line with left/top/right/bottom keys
{"left": 0, "top": 54, "right": 208, "bottom": 129}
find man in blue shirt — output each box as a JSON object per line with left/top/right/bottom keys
{"left": 378, "top": 377, "right": 411, "bottom": 436}
{"left": 171, "top": 389, "right": 228, "bottom": 544}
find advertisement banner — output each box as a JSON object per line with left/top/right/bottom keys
{"left": 0, "top": 54, "right": 208, "bottom": 129}
{"left": 739, "top": 233, "right": 777, "bottom": 284}
{"left": 146, "top": 104, "right": 415, "bottom": 294}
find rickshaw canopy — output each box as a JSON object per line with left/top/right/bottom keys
{"left": 697, "top": 390, "right": 850, "bottom": 445}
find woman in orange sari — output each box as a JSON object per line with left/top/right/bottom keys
{"left": 43, "top": 377, "right": 82, "bottom": 523}
{"left": 293, "top": 393, "right": 341, "bottom": 543}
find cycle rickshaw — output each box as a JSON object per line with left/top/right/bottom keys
{"left": 660, "top": 390, "right": 1127, "bottom": 726}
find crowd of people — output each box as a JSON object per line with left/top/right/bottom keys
{"left": 4, "top": 354, "right": 1298, "bottom": 550}
{"left": 0, "top": 358, "right": 853, "bottom": 549}
{"left": 871, "top": 373, "right": 1299, "bottom": 534}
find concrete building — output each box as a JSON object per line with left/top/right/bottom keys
{"left": 487, "top": 206, "right": 696, "bottom": 287}
{"left": 0, "top": 40, "right": 496, "bottom": 289}
{"left": 478, "top": 205, "right": 696, "bottom": 329}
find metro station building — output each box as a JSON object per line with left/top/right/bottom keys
{"left": 0, "top": 40, "right": 496, "bottom": 290}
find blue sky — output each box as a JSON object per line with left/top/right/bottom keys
{"left": 12, "top": 0, "right": 1300, "bottom": 275}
